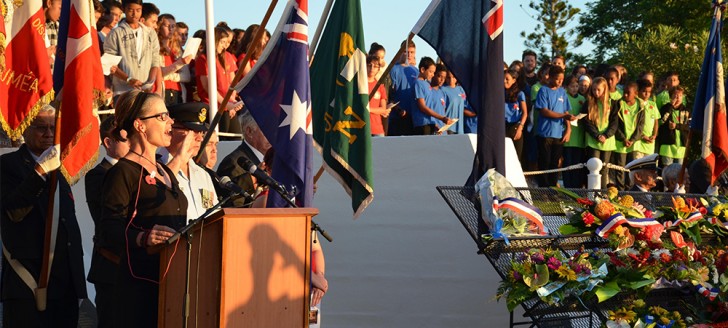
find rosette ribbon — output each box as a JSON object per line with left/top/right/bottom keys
{"left": 663, "top": 211, "right": 704, "bottom": 228}
{"left": 596, "top": 214, "right": 662, "bottom": 238}
{"left": 492, "top": 197, "right": 547, "bottom": 235}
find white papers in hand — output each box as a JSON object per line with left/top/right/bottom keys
{"left": 570, "top": 113, "right": 587, "bottom": 126}
{"left": 100, "top": 54, "right": 122, "bottom": 76}
{"left": 182, "top": 38, "right": 202, "bottom": 59}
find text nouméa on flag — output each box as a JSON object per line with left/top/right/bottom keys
{"left": 0, "top": 0, "right": 55, "bottom": 140}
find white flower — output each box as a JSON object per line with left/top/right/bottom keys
{"left": 694, "top": 45, "right": 699, "bottom": 52}
{"left": 669, "top": 43, "right": 678, "bottom": 49}
{"left": 685, "top": 43, "right": 691, "bottom": 49}
{"left": 651, "top": 248, "right": 670, "bottom": 260}
{"left": 606, "top": 320, "right": 630, "bottom": 328}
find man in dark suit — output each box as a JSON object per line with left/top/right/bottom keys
{"left": 0, "top": 106, "right": 87, "bottom": 327}
{"left": 217, "top": 110, "right": 271, "bottom": 207}
{"left": 85, "top": 117, "right": 128, "bottom": 328}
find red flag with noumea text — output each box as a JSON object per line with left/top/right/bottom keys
{"left": 0, "top": 0, "right": 55, "bottom": 140}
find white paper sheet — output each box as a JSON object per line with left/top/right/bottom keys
{"left": 182, "top": 37, "right": 202, "bottom": 59}
{"left": 100, "top": 54, "right": 122, "bottom": 76}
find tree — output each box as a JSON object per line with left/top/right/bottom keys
{"left": 578, "top": 0, "right": 712, "bottom": 62}
{"left": 520, "top": 0, "right": 582, "bottom": 63}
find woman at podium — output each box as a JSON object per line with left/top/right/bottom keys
{"left": 99, "top": 90, "right": 190, "bottom": 327}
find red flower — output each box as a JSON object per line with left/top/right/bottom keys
{"left": 643, "top": 210, "right": 653, "bottom": 218}
{"left": 577, "top": 198, "right": 595, "bottom": 206}
{"left": 581, "top": 212, "right": 596, "bottom": 226}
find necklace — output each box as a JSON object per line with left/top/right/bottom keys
{"left": 129, "top": 150, "right": 165, "bottom": 177}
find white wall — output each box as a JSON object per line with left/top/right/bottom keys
{"left": 5, "top": 134, "right": 511, "bottom": 327}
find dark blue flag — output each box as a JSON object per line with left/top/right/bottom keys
{"left": 413, "top": 0, "right": 505, "bottom": 183}
{"left": 234, "top": 0, "right": 313, "bottom": 207}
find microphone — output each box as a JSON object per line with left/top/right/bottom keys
{"left": 218, "top": 176, "right": 253, "bottom": 198}
{"left": 237, "top": 158, "right": 286, "bottom": 194}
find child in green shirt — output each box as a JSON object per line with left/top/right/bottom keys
{"left": 581, "top": 77, "right": 619, "bottom": 187}
{"left": 606, "top": 67, "right": 623, "bottom": 101}
{"left": 563, "top": 75, "right": 587, "bottom": 188}
{"left": 658, "top": 86, "right": 690, "bottom": 165}
{"left": 611, "top": 82, "right": 645, "bottom": 189}
{"left": 633, "top": 79, "right": 660, "bottom": 159}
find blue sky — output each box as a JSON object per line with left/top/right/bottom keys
{"left": 167, "top": 0, "right": 593, "bottom": 64}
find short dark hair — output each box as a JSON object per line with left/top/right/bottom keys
{"left": 93, "top": 0, "right": 105, "bottom": 14}
{"left": 368, "top": 42, "right": 385, "bottom": 56}
{"left": 624, "top": 81, "right": 638, "bottom": 93}
{"left": 176, "top": 21, "right": 189, "bottom": 30}
{"left": 104, "top": 0, "right": 123, "bottom": 12}
{"left": 548, "top": 65, "right": 564, "bottom": 78}
{"left": 141, "top": 2, "right": 159, "bottom": 19}
{"left": 522, "top": 50, "right": 537, "bottom": 61}
{"left": 435, "top": 63, "right": 448, "bottom": 75}
{"left": 637, "top": 79, "right": 653, "bottom": 91}
{"left": 418, "top": 57, "right": 435, "bottom": 71}
{"left": 122, "top": 0, "right": 142, "bottom": 9}
{"left": 668, "top": 85, "right": 685, "bottom": 98}
{"left": 100, "top": 116, "right": 116, "bottom": 143}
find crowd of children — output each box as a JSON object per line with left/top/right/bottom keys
{"left": 506, "top": 50, "right": 691, "bottom": 189}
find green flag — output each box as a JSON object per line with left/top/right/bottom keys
{"left": 311, "top": 0, "right": 373, "bottom": 219}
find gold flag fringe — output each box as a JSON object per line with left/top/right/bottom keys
{"left": 0, "top": 90, "right": 55, "bottom": 141}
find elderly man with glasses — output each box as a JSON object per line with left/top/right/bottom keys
{"left": 0, "top": 105, "right": 87, "bottom": 327}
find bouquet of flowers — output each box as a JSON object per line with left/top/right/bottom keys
{"left": 476, "top": 169, "right": 547, "bottom": 242}
{"left": 605, "top": 299, "right": 687, "bottom": 328}
{"left": 554, "top": 187, "right": 663, "bottom": 250}
{"left": 496, "top": 247, "right": 609, "bottom": 311}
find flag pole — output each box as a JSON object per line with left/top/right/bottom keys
{"left": 203, "top": 0, "right": 219, "bottom": 133}
{"left": 309, "top": 0, "right": 335, "bottom": 62}
{"left": 195, "top": 0, "right": 280, "bottom": 162}
{"left": 314, "top": 31, "right": 413, "bottom": 185}
{"left": 36, "top": 102, "right": 63, "bottom": 311}
{"left": 678, "top": 130, "right": 694, "bottom": 186}
{"left": 368, "top": 32, "right": 414, "bottom": 100}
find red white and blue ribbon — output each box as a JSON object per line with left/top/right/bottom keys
{"left": 596, "top": 214, "right": 662, "bottom": 238}
{"left": 663, "top": 211, "right": 704, "bottom": 228}
{"left": 492, "top": 197, "right": 547, "bottom": 235}
{"left": 709, "top": 217, "right": 728, "bottom": 229}
{"left": 695, "top": 282, "right": 719, "bottom": 301}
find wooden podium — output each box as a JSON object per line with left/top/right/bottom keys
{"left": 157, "top": 208, "right": 318, "bottom": 327}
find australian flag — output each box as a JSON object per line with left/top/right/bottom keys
{"left": 413, "top": 0, "right": 505, "bottom": 183}
{"left": 691, "top": 0, "right": 728, "bottom": 184}
{"left": 234, "top": 0, "right": 313, "bottom": 207}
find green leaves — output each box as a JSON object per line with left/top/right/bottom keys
{"left": 521, "top": 0, "right": 582, "bottom": 61}
{"left": 596, "top": 280, "right": 620, "bottom": 302}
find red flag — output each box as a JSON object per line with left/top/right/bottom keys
{"left": 56, "top": 0, "right": 104, "bottom": 184}
{"left": 0, "top": 0, "right": 55, "bottom": 140}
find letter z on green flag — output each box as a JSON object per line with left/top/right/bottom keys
{"left": 311, "top": 0, "right": 373, "bottom": 219}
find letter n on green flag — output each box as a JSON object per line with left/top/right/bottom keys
{"left": 311, "top": 0, "right": 373, "bottom": 219}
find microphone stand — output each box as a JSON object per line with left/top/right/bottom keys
{"left": 269, "top": 184, "right": 333, "bottom": 243}
{"left": 165, "top": 192, "right": 239, "bottom": 328}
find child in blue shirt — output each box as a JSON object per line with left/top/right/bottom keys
{"left": 504, "top": 68, "right": 528, "bottom": 158}
{"left": 388, "top": 40, "right": 420, "bottom": 136}
{"left": 534, "top": 65, "right": 574, "bottom": 186}
{"left": 442, "top": 71, "right": 468, "bottom": 134}
{"left": 413, "top": 59, "right": 453, "bottom": 135}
